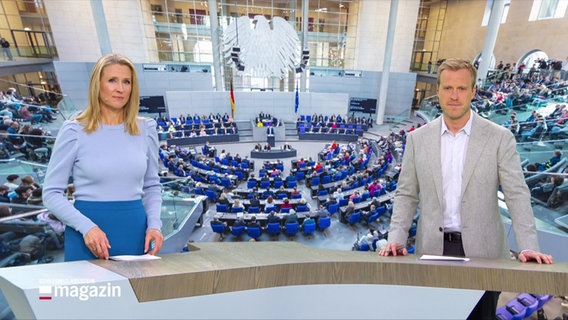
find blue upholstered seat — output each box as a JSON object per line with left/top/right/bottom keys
{"left": 285, "top": 222, "right": 299, "bottom": 236}
{"left": 247, "top": 226, "right": 261, "bottom": 239}
{"left": 267, "top": 222, "right": 281, "bottom": 235}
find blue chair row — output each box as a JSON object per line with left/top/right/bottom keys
{"left": 218, "top": 225, "right": 263, "bottom": 240}
{"left": 214, "top": 217, "right": 332, "bottom": 240}
{"left": 266, "top": 222, "right": 304, "bottom": 236}
{"left": 216, "top": 204, "right": 262, "bottom": 214}
{"left": 495, "top": 293, "right": 553, "bottom": 320}
{"left": 247, "top": 179, "right": 295, "bottom": 189}
{"left": 265, "top": 218, "right": 330, "bottom": 236}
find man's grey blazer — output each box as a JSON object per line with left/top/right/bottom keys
{"left": 388, "top": 112, "right": 539, "bottom": 259}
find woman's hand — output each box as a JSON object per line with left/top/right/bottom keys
{"left": 84, "top": 226, "right": 111, "bottom": 259}
{"left": 145, "top": 228, "right": 164, "bottom": 255}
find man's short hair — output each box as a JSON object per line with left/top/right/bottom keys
{"left": 437, "top": 58, "right": 477, "bottom": 89}
{"left": 0, "top": 206, "right": 11, "bottom": 218}
{"left": 31, "top": 188, "right": 42, "bottom": 198}
{"left": 6, "top": 174, "right": 18, "bottom": 182}
{"left": 14, "top": 186, "right": 30, "bottom": 196}
{"left": 20, "top": 175, "right": 34, "bottom": 185}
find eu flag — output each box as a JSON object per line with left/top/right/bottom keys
{"left": 294, "top": 82, "right": 299, "bottom": 114}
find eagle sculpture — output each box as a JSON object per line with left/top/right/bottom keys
{"left": 223, "top": 15, "right": 301, "bottom": 78}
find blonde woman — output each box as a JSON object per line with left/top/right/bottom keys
{"left": 43, "top": 53, "right": 163, "bottom": 261}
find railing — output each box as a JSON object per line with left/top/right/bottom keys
{"left": 55, "top": 95, "right": 80, "bottom": 120}
{"left": 383, "top": 109, "right": 413, "bottom": 127}
{"left": 10, "top": 29, "right": 57, "bottom": 59}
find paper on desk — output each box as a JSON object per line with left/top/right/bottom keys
{"left": 419, "top": 254, "right": 470, "bottom": 262}
{"left": 109, "top": 254, "right": 161, "bottom": 261}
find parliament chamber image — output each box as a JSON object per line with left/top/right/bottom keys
{"left": 0, "top": 0, "right": 566, "bottom": 319}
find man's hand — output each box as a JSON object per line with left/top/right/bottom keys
{"left": 378, "top": 242, "right": 407, "bottom": 256}
{"left": 519, "top": 250, "right": 553, "bottom": 264}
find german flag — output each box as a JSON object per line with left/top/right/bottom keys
{"left": 230, "top": 77, "right": 236, "bottom": 118}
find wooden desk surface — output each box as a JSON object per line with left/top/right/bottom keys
{"left": 92, "top": 242, "right": 567, "bottom": 303}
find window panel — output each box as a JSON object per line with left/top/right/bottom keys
{"left": 481, "top": 0, "right": 510, "bottom": 26}
{"left": 539, "top": 0, "right": 558, "bottom": 19}
{"left": 529, "top": 0, "right": 567, "bottom": 20}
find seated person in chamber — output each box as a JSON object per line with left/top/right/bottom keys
{"left": 322, "top": 195, "right": 337, "bottom": 208}
{"left": 264, "top": 194, "right": 275, "bottom": 206}
{"left": 218, "top": 193, "right": 230, "bottom": 206}
{"left": 361, "top": 204, "right": 377, "bottom": 222}
{"left": 291, "top": 186, "right": 301, "bottom": 195}
{"left": 232, "top": 198, "right": 244, "bottom": 211}
{"left": 280, "top": 198, "right": 292, "bottom": 211}
{"left": 233, "top": 216, "right": 245, "bottom": 227}
{"left": 314, "top": 205, "right": 330, "bottom": 220}
{"left": 203, "top": 141, "right": 215, "bottom": 157}
{"left": 199, "top": 126, "right": 207, "bottom": 136}
{"left": 267, "top": 210, "right": 281, "bottom": 223}
{"left": 535, "top": 150, "right": 563, "bottom": 171}
{"left": 340, "top": 201, "right": 355, "bottom": 224}
{"left": 247, "top": 216, "right": 260, "bottom": 228}
{"left": 249, "top": 194, "right": 261, "bottom": 208}
{"left": 227, "top": 125, "right": 237, "bottom": 134}
{"left": 531, "top": 175, "right": 564, "bottom": 201}
{"left": 357, "top": 229, "right": 379, "bottom": 250}
{"left": 302, "top": 214, "right": 315, "bottom": 228}
{"left": 211, "top": 217, "right": 230, "bottom": 233}
{"left": 284, "top": 209, "right": 298, "bottom": 224}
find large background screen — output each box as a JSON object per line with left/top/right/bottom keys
{"left": 348, "top": 97, "right": 377, "bottom": 114}
{"left": 139, "top": 96, "right": 166, "bottom": 113}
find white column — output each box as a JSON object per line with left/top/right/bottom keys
{"left": 478, "top": 0, "right": 506, "bottom": 84}
{"left": 376, "top": 0, "right": 399, "bottom": 125}
{"left": 300, "top": 0, "right": 309, "bottom": 92}
{"left": 208, "top": 0, "right": 223, "bottom": 92}
{"left": 90, "top": 0, "right": 111, "bottom": 55}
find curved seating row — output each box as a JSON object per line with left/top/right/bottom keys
{"left": 211, "top": 218, "right": 331, "bottom": 241}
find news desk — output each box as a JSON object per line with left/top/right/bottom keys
{"left": 0, "top": 242, "right": 566, "bottom": 319}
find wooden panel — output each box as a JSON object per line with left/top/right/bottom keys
{"left": 92, "top": 242, "right": 568, "bottom": 302}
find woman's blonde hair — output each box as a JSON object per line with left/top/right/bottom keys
{"left": 76, "top": 53, "right": 141, "bottom": 135}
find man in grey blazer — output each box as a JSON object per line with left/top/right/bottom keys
{"left": 379, "top": 58, "right": 553, "bottom": 319}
